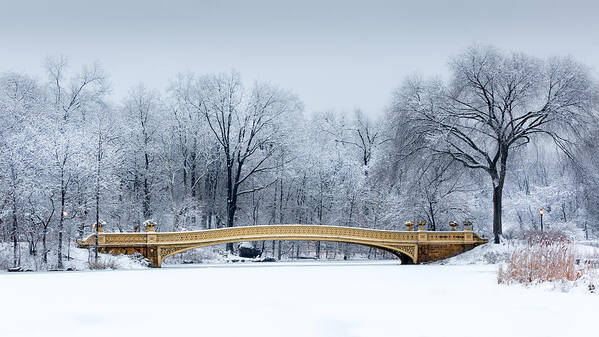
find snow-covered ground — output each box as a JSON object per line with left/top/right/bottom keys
{"left": 1, "top": 261, "right": 596, "bottom": 337}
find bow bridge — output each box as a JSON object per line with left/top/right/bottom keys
{"left": 78, "top": 224, "right": 487, "bottom": 267}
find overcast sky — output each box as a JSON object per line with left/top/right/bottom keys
{"left": 1, "top": 0, "right": 598, "bottom": 116}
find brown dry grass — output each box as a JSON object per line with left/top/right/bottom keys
{"left": 498, "top": 236, "right": 584, "bottom": 285}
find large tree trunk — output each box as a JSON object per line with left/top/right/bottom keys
{"left": 492, "top": 185, "right": 503, "bottom": 244}
{"left": 42, "top": 224, "right": 48, "bottom": 264}
{"left": 271, "top": 182, "right": 277, "bottom": 258}
{"left": 277, "top": 176, "right": 283, "bottom": 260}
{"left": 316, "top": 190, "right": 323, "bottom": 259}
{"left": 492, "top": 149, "right": 509, "bottom": 244}
{"left": 57, "top": 173, "right": 65, "bottom": 269}
{"left": 315, "top": 241, "right": 321, "bottom": 259}
{"left": 225, "top": 160, "right": 236, "bottom": 252}
{"left": 190, "top": 150, "right": 197, "bottom": 198}
{"left": 143, "top": 153, "right": 151, "bottom": 220}
{"left": 428, "top": 202, "right": 436, "bottom": 231}
{"left": 225, "top": 190, "right": 237, "bottom": 252}
{"left": 182, "top": 154, "right": 188, "bottom": 195}
{"left": 224, "top": 157, "right": 235, "bottom": 252}
{"left": 12, "top": 192, "right": 18, "bottom": 268}
{"left": 95, "top": 169, "right": 101, "bottom": 262}
{"left": 226, "top": 200, "right": 236, "bottom": 248}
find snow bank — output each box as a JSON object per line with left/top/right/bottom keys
{"left": 442, "top": 240, "right": 513, "bottom": 265}
{"left": 443, "top": 239, "right": 599, "bottom": 294}
{"left": 444, "top": 239, "right": 599, "bottom": 265}
{"left": 0, "top": 243, "right": 148, "bottom": 272}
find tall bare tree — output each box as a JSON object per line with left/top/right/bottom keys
{"left": 123, "top": 85, "right": 160, "bottom": 222}
{"left": 0, "top": 72, "right": 41, "bottom": 268}
{"left": 186, "top": 72, "right": 300, "bottom": 251}
{"left": 46, "top": 56, "right": 107, "bottom": 268}
{"left": 393, "top": 46, "right": 595, "bottom": 243}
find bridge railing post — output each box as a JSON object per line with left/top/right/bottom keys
{"left": 449, "top": 221, "right": 458, "bottom": 231}
{"left": 144, "top": 220, "right": 157, "bottom": 232}
{"left": 464, "top": 221, "right": 472, "bottom": 231}
{"left": 92, "top": 222, "right": 104, "bottom": 233}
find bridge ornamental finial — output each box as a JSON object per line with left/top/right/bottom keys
{"left": 144, "top": 220, "right": 157, "bottom": 232}
{"left": 405, "top": 221, "right": 414, "bottom": 231}
{"left": 93, "top": 221, "right": 104, "bottom": 233}
{"left": 449, "top": 221, "right": 458, "bottom": 231}
{"left": 464, "top": 221, "right": 472, "bottom": 231}
{"left": 418, "top": 221, "right": 426, "bottom": 231}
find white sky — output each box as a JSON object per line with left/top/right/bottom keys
{"left": 1, "top": 0, "right": 598, "bottom": 116}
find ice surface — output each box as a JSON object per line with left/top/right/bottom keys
{"left": 1, "top": 261, "right": 596, "bottom": 337}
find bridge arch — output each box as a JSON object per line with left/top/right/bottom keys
{"left": 158, "top": 238, "right": 416, "bottom": 266}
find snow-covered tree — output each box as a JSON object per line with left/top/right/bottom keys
{"left": 390, "top": 46, "right": 595, "bottom": 243}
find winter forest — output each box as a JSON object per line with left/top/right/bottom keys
{"left": 2, "top": 45, "right": 599, "bottom": 269}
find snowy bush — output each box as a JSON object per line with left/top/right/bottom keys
{"left": 517, "top": 229, "right": 571, "bottom": 242}
{"left": 128, "top": 252, "right": 151, "bottom": 267}
{"left": 482, "top": 251, "right": 504, "bottom": 264}
{"left": 89, "top": 257, "right": 119, "bottom": 270}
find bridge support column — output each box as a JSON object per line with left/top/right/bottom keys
{"left": 146, "top": 247, "right": 160, "bottom": 267}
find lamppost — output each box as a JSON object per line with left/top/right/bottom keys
{"left": 539, "top": 209, "right": 544, "bottom": 232}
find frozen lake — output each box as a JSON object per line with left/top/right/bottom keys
{"left": 1, "top": 261, "right": 595, "bottom": 337}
